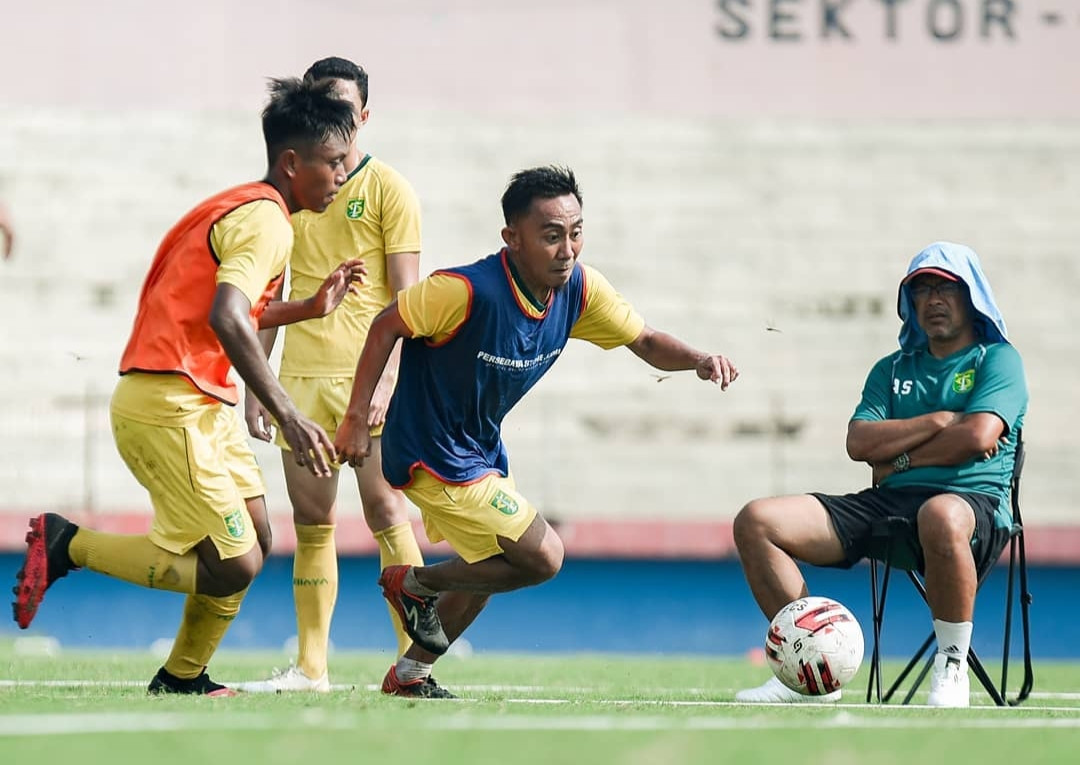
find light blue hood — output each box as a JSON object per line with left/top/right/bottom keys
{"left": 897, "top": 242, "right": 1009, "bottom": 351}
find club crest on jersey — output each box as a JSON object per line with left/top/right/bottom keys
{"left": 953, "top": 369, "right": 975, "bottom": 393}
{"left": 223, "top": 510, "right": 247, "bottom": 539}
{"left": 345, "top": 198, "right": 366, "bottom": 220}
{"left": 489, "top": 490, "right": 520, "bottom": 516}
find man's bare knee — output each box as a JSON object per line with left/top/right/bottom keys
{"left": 917, "top": 497, "right": 975, "bottom": 554}
{"left": 733, "top": 499, "right": 770, "bottom": 551}
{"left": 529, "top": 533, "right": 564, "bottom": 584}
{"left": 283, "top": 456, "right": 339, "bottom": 525}
{"left": 501, "top": 517, "right": 564, "bottom": 586}
{"left": 360, "top": 490, "right": 408, "bottom": 532}
{"left": 196, "top": 542, "right": 262, "bottom": 596}
{"left": 216, "top": 557, "right": 260, "bottom": 595}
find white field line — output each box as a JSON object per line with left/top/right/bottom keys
{"left": 6, "top": 682, "right": 1080, "bottom": 704}
{"left": 4, "top": 679, "right": 1080, "bottom": 703}
{"left": 3, "top": 679, "right": 1080, "bottom": 713}
{"left": 3, "top": 709, "right": 1080, "bottom": 736}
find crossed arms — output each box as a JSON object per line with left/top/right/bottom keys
{"left": 847, "top": 411, "right": 1007, "bottom": 486}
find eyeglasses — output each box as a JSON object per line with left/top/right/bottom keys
{"left": 910, "top": 281, "right": 962, "bottom": 300}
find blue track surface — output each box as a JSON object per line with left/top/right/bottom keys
{"left": 1, "top": 554, "right": 1071, "bottom": 658}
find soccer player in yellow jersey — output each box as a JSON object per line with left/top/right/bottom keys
{"left": 12, "top": 79, "right": 364, "bottom": 695}
{"left": 335, "top": 166, "right": 739, "bottom": 697}
{"left": 239, "top": 57, "right": 424, "bottom": 693}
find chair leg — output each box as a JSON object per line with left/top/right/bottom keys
{"left": 867, "top": 558, "right": 891, "bottom": 704}
{"left": 1001, "top": 536, "right": 1017, "bottom": 696}
{"left": 968, "top": 648, "right": 1006, "bottom": 706}
{"left": 1011, "top": 530, "right": 1034, "bottom": 705}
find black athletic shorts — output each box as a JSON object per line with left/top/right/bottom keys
{"left": 810, "top": 486, "right": 1010, "bottom": 577}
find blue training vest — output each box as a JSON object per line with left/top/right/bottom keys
{"left": 382, "top": 250, "right": 587, "bottom": 487}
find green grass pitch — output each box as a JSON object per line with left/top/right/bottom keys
{"left": 2, "top": 643, "right": 1079, "bottom": 764}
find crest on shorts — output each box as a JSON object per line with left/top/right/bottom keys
{"left": 489, "top": 489, "right": 519, "bottom": 516}
{"left": 223, "top": 510, "right": 247, "bottom": 539}
{"left": 345, "top": 198, "right": 366, "bottom": 220}
{"left": 952, "top": 368, "right": 975, "bottom": 394}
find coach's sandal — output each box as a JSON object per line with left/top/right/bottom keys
{"left": 927, "top": 653, "right": 970, "bottom": 708}
{"left": 381, "top": 665, "right": 456, "bottom": 699}
{"left": 12, "top": 513, "right": 80, "bottom": 629}
{"left": 233, "top": 664, "right": 331, "bottom": 693}
{"left": 148, "top": 667, "right": 238, "bottom": 697}
{"left": 735, "top": 676, "right": 841, "bottom": 704}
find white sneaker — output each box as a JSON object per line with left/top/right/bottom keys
{"left": 927, "top": 653, "right": 970, "bottom": 707}
{"left": 233, "top": 664, "right": 330, "bottom": 693}
{"left": 735, "top": 675, "right": 841, "bottom": 703}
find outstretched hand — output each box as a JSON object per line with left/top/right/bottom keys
{"left": 311, "top": 259, "right": 367, "bottom": 317}
{"left": 696, "top": 354, "right": 739, "bottom": 390}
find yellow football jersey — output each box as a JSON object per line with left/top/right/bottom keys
{"left": 398, "top": 261, "right": 645, "bottom": 349}
{"left": 280, "top": 156, "right": 421, "bottom": 376}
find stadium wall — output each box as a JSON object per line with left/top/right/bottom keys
{"left": 1, "top": 1, "right": 1077, "bottom": 561}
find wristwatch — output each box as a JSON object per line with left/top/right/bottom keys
{"left": 891, "top": 452, "right": 911, "bottom": 472}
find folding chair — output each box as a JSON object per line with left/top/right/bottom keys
{"left": 865, "top": 430, "right": 1034, "bottom": 706}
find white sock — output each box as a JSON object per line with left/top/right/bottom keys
{"left": 395, "top": 657, "right": 433, "bottom": 683}
{"left": 404, "top": 566, "right": 437, "bottom": 597}
{"left": 933, "top": 619, "right": 973, "bottom": 664}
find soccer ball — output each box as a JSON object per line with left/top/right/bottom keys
{"left": 765, "top": 596, "right": 864, "bottom": 696}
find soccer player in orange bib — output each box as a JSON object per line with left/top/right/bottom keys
{"left": 335, "top": 166, "right": 739, "bottom": 697}
{"left": 12, "top": 78, "right": 364, "bottom": 696}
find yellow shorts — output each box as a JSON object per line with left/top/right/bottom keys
{"left": 111, "top": 403, "right": 263, "bottom": 560}
{"left": 404, "top": 469, "right": 537, "bottom": 563}
{"left": 274, "top": 376, "right": 383, "bottom": 452}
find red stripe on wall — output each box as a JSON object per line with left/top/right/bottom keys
{"left": 0, "top": 512, "right": 1077, "bottom": 563}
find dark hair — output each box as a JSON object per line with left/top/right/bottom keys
{"left": 303, "top": 56, "right": 369, "bottom": 107}
{"left": 262, "top": 77, "right": 356, "bottom": 167}
{"left": 501, "top": 166, "right": 582, "bottom": 225}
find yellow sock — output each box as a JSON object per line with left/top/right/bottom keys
{"left": 293, "top": 524, "right": 337, "bottom": 680}
{"left": 373, "top": 521, "right": 424, "bottom": 657}
{"left": 68, "top": 529, "right": 196, "bottom": 593}
{"left": 164, "top": 590, "right": 245, "bottom": 680}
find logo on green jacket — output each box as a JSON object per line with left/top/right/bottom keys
{"left": 345, "top": 198, "right": 366, "bottom": 220}
{"left": 953, "top": 368, "right": 976, "bottom": 393}
{"left": 489, "top": 489, "right": 520, "bottom": 516}
{"left": 223, "top": 510, "right": 247, "bottom": 539}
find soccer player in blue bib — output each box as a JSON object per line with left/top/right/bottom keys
{"left": 733, "top": 242, "right": 1027, "bottom": 707}
{"left": 334, "top": 165, "right": 739, "bottom": 697}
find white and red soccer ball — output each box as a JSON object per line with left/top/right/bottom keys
{"left": 765, "top": 596, "right": 865, "bottom": 696}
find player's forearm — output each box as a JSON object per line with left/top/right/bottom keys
{"left": 904, "top": 414, "right": 1004, "bottom": 467}
{"left": 846, "top": 412, "right": 956, "bottom": 463}
{"left": 215, "top": 319, "right": 293, "bottom": 418}
{"left": 628, "top": 327, "right": 708, "bottom": 372}
{"left": 344, "top": 308, "right": 404, "bottom": 423}
{"left": 210, "top": 289, "right": 293, "bottom": 421}
{"left": 258, "top": 298, "right": 323, "bottom": 329}
{"left": 254, "top": 325, "right": 278, "bottom": 359}
{"left": 379, "top": 339, "right": 404, "bottom": 386}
